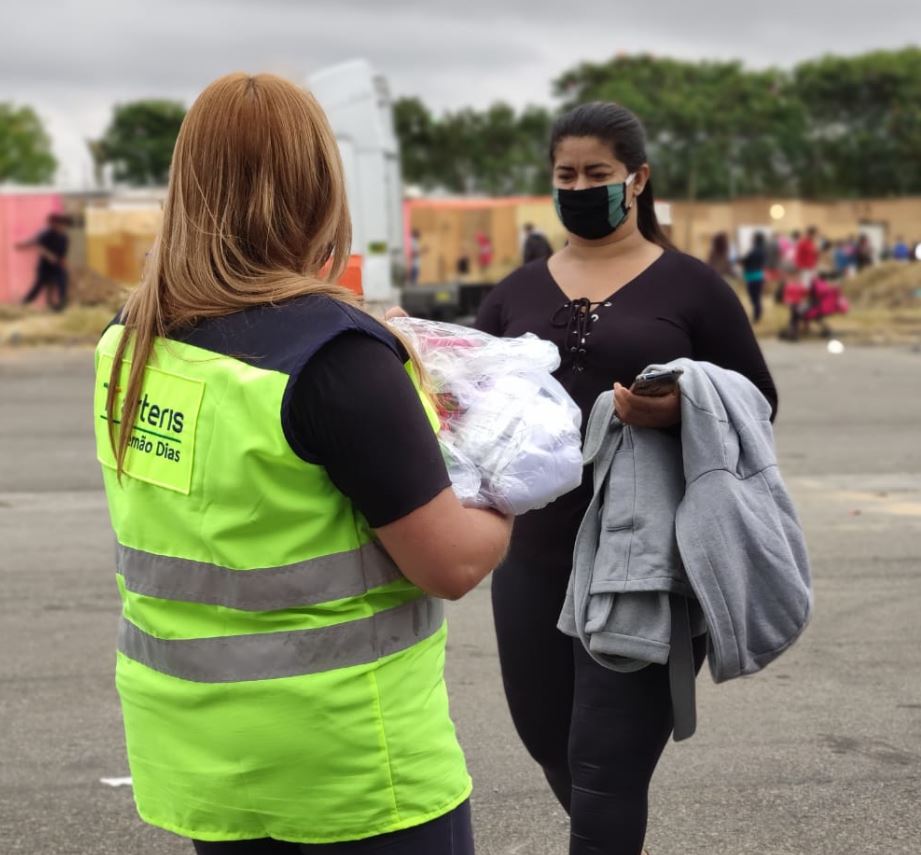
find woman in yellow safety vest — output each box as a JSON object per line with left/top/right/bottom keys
{"left": 93, "top": 72, "right": 512, "bottom": 854}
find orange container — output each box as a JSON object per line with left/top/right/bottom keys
{"left": 338, "top": 254, "right": 363, "bottom": 296}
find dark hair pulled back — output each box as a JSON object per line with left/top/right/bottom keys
{"left": 550, "top": 102, "right": 674, "bottom": 251}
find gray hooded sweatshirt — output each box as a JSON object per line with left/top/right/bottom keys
{"left": 559, "top": 359, "right": 812, "bottom": 738}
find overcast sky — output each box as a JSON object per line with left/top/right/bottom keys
{"left": 4, "top": 0, "right": 921, "bottom": 186}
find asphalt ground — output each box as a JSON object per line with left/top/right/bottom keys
{"left": 1, "top": 340, "right": 919, "bottom": 854}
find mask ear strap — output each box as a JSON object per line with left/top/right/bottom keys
{"left": 624, "top": 172, "right": 637, "bottom": 210}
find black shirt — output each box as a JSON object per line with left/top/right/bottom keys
{"left": 290, "top": 332, "right": 451, "bottom": 528}
{"left": 743, "top": 245, "right": 767, "bottom": 275}
{"left": 475, "top": 251, "right": 778, "bottom": 569}
{"left": 523, "top": 232, "right": 554, "bottom": 264}
{"left": 36, "top": 228, "right": 68, "bottom": 279}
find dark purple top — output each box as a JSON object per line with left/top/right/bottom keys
{"left": 475, "top": 251, "right": 778, "bottom": 569}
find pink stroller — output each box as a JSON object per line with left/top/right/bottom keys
{"left": 781, "top": 277, "right": 849, "bottom": 340}
{"left": 803, "top": 278, "right": 850, "bottom": 336}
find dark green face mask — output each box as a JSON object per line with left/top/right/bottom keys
{"left": 553, "top": 174, "right": 635, "bottom": 240}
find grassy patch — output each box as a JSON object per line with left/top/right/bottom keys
{"left": 0, "top": 304, "right": 116, "bottom": 347}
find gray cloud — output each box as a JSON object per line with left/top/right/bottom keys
{"left": 3, "top": 0, "right": 920, "bottom": 184}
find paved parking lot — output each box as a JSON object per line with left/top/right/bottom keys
{"left": 1, "top": 340, "right": 919, "bottom": 854}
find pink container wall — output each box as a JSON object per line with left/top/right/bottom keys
{"left": 0, "top": 193, "right": 64, "bottom": 304}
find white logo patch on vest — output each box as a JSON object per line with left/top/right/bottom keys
{"left": 96, "top": 355, "right": 204, "bottom": 494}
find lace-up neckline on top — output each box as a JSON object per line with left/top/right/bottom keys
{"left": 551, "top": 297, "right": 614, "bottom": 373}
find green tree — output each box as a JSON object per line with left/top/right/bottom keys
{"left": 393, "top": 97, "right": 553, "bottom": 195}
{"left": 0, "top": 104, "right": 57, "bottom": 184}
{"left": 92, "top": 100, "right": 186, "bottom": 186}
{"left": 554, "top": 54, "right": 806, "bottom": 202}
{"left": 432, "top": 107, "right": 483, "bottom": 193}
{"left": 395, "top": 48, "right": 921, "bottom": 200}
{"left": 471, "top": 103, "right": 554, "bottom": 195}
{"left": 515, "top": 105, "right": 555, "bottom": 194}
{"left": 393, "top": 97, "right": 438, "bottom": 188}
{"left": 793, "top": 47, "right": 921, "bottom": 197}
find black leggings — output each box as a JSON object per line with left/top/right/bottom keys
{"left": 22, "top": 270, "right": 68, "bottom": 311}
{"left": 492, "top": 559, "right": 707, "bottom": 855}
{"left": 192, "top": 801, "right": 473, "bottom": 855}
{"left": 746, "top": 279, "right": 764, "bottom": 323}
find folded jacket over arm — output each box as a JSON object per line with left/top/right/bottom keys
{"left": 559, "top": 359, "right": 812, "bottom": 739}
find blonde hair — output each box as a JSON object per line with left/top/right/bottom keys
{"left": 106, "top": 73, "right": 421, "bottom": 474}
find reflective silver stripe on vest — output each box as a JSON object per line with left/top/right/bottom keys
{"left": 117, "top": 541, "right": 404, "bottom": 611}
{"left": 117, "top": 596, "right": 444, "bottom": 683}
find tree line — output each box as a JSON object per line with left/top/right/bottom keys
{"left": 399, "top": 47, "right": 921, "bottom": 201}
{"left": 3, "top": 48, "right": 921, "bottom": 201}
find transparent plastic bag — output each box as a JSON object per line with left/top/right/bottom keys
{"left": 390, "top": 317, "right": 583, "bottom": 515}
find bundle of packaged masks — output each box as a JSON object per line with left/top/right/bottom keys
{"left": 389, "top": 317, "right": 583, "bottom": 515}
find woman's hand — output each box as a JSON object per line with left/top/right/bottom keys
{"left": 613, "top": 382, "right": 681, "bottom": 429}
{"left": 384, "top": 306, "right": 408, "bottom": 321}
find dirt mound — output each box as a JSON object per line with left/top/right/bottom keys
{"left": 845, "top": 262, "right": 921, "bottom": 309}
{"left": 70, "top": 266, "right": 127, "bottom": 307}
{"left": 0, "top": 305, "right": 115, "bottom": 347}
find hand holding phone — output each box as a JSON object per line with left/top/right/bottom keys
{"left": 613, "top": 367, "right": 683, "bottom": 429}
{"left": 631, "top": 367, "right": 683, "bottom": 397}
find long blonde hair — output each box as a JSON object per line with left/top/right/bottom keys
{"left": 106, "top": 73, "right": 418, "bottom": 474}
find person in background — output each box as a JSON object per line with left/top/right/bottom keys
{"left": 764, "top": 232, "right": 781, "bottom": 281}
{"left": 855, "top": 234, "right": 874, "bottom": 270}
{"left": 456, "top": 245, "right": 471, "bottom": 277}
{"left": 408, "top": 228, "right": 424, "bottom": 286}
{"left": 522, "top": 222, "right": 554, "bottom": 264}
{"left": 891, "top": 236, "right": 911, "bottom": 262}
{"left": 92, "top": 73, "right": 513, "bottom": 855}
{"left": 764, "top": 232, "right": 783, "bottom": 305}
{"left": 819, "top": 236, "right": 838, "bottom": 278}
{"left": 475, "top": 231, "right": 494, "bottom": 274}
{"left": 707, "top": 231, "right": 734, "bottom": 278}
{"left": 741, "top": 231, "right": 768, "bottom": 323}
{"left": 842, "top": 235, "right": 858, "bottom": 277}
{"left": 476, "top": 100, "right": 776, "bottom": 855}
{"left": 781, "top": 231, "right": 798, "bottom": 275}
{"left": 781, "top": 227, "right": 821, "bottom": 341}
{"left": 795, "top": 226, "right": 820, "bottom": 287}
{"left": 832, "top": 240, "right": 851, "bottom": 277}
{"left": 16, "top": 212, "right": 71, "bottom": 312}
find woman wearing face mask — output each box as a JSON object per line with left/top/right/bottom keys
{"left": 475, "top": 102, "right": 778, "bottom": 855}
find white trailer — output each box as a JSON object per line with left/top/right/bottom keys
{"left": 308, "top": 60, "right": 404, "bottom": 305}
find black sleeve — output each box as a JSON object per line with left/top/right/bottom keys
{"left": 37, "top": 230, "right": 66, "bottom": 261}
{"left": 522, "top": 236, "right": 539, "bottom": 265}
{"left": 36, "top": 230, "right": 55, "bottom": 252}
{"left": 289, "top": 332, "right": 451, "bottom": 527}
{"left": 474, "top": 282, "right": 505, "bottom": 335}
{"left": 689, "top": 268, "right": 779, "bottom": 420}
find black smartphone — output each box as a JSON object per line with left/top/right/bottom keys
{"left": 631, "top": 367, "right": 683, "bottom": 397}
